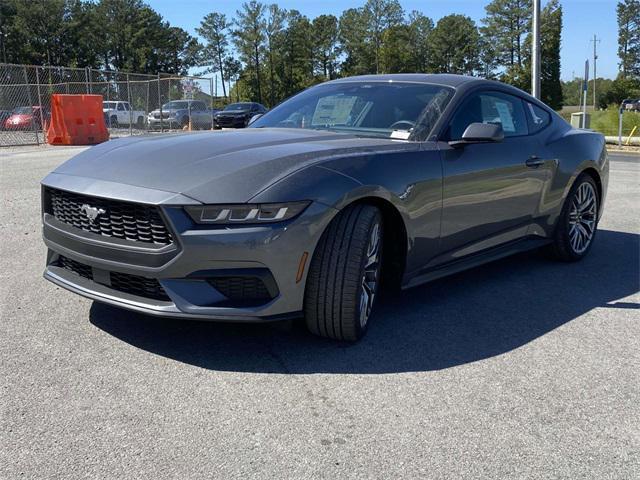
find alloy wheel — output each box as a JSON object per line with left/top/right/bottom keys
{"left": 359, "top": 222, "right": 381, "bottom": 328}
{"left": 568, "top": 182, "right": 597, "bottom": 254}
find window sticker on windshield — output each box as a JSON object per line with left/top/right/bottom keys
{"left": 494, "top": 101, "right": 515, "bottom": 132}
{"left": 311, "top": 96, "right": 357, "bottom": 126}
{"left": 390, "top": 130, "right": 411, "bottom": 139}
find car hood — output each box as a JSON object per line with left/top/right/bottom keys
{"left": 46, "top": 128, "right": 418, "bottom": 204}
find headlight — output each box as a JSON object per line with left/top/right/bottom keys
{"left": 185, "top": 202, "right": 310, "bottom": 225}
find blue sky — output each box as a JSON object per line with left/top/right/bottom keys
{"left": 148, "top": 0, "right": 620, "bottom": 81}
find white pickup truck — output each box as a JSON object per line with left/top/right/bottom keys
{"left": 102, "top": 101, "right": 146, "bottom": 128}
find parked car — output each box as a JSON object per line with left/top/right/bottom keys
{"left": 0, "top": 110, "right": 12, "bottom": 130}
{"left": 148, "top": 100, "right": 216, "bottom": 130}
{"left": 41, "top": 74, "right": 608, "bottom": 342}
{"left": 214, "top": 102, "right": 268, "bottom": 129}
{"left": 622, "top": 98, "right": 640, "bottom": 112}
{"left": 103, "top": 101, "right": 146, "bottom": 128}
{"left": 4, "top": 106, "right": 49, "bottom": 130}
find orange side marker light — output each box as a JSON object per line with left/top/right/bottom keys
{"left": 296, "top": 252, "right": 309, "bottom": 283}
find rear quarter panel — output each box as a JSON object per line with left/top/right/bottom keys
{"left": 533, "top": 119, "right": 608, "bottom": 235}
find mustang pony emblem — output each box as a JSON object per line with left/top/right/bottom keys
{"left": 80, "top": 204, "right": 106, "bottom": 224}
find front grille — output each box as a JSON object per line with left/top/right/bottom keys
{"left": 110, "top": 271, "right": 170, "bottom": 301}
{"left": 58, "top": 255, "right": 93, "bottom": 280}
{"left": 48, "top": 188, "right": 173, "bottom": 245}
{"left": 56, "top": 255, "right": 170, "bottom": 302}
{"left": 209, "top": 276, "right": 273, "bottom": 303}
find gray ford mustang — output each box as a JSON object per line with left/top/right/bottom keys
{"left": 41, "top": 74, "right": 608, "bottom": 341}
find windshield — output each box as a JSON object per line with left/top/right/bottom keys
{"left": 163, "top": 101, "right": 189, "bottom": 110}
{"left": 103, "top": 102, "right": 117, "bottom": 108}
{"left": 13, "top": 106, "right": 33, "bottom": 114}
{"left": 224, "top": 103, "right": 252, "bottom": 111}
{"left": 251, "top": 81, "right": 454, "bottom": 140}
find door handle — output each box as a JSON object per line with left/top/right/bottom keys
{"left": 526, "top": 156, "right": 544, "bottom": 168}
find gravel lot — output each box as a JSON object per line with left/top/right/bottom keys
{"left": 1, "top": 145, "right": 639, "bottom": 479}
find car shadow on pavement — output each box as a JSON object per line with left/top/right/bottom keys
{"left": 90, "top": 229, "right": 639, "bottom": 374}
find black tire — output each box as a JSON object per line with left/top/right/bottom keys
{"left": 548, "top": 173, "right": 599, "bottom": 262}
{"left": 109, "top": 115, "right": 118, "bottom": 128}
{"left": 181, "top": 115, "right": 189, "bottom": 128}
{"left": 304, "top": 204, "right": 383, "bottom": 342}
{"left": 136, "top": 116, "right": 144, "bottom": 128}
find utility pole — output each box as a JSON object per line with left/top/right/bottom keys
{"left": 531, "top": 0, "right": 541, "bottom": 99}
{"left": 591, "top": 35, "right": 601, "bottom": 110}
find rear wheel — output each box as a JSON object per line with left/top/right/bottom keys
{"left": 109, "top": 115, "right": 118, "bottom": 128}
{"left": 548, "top": 173, "right": 599, "bottom": 261}
{"left": 304, "top": 204, "right": 383, "bottom": 342}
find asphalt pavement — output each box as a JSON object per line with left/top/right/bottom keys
{"left": 1, "top": 146, "right": 638, "bottom": 479}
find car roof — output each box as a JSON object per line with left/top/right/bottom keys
{"left": 327, "top": 73, "right": 484, "bottom": 88}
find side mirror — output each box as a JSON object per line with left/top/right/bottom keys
{"left": 248, "top": 114, "right": 263, "bottom": 125}
{"left": 449, "top": 122, "right": 504, "bottom": 148}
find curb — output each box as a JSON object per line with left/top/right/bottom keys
{"left": 608, "top": 149, "right": 640, "bottom": 155}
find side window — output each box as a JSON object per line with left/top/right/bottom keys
{"left": 526, "top": 102, "right": 551, "bottom": 133}
{"left": 194, "top": 102, "right": 205, "bottom": 111}
{"left": 448, "top": 91, "right": 528, "bottom": 140}
{"left": 124, "top": 103, "right": 130, "bottom": 111}
{"left": 117, "top": 103, "right": 124, "bottom": 111}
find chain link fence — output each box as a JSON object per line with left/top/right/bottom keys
{"left": 0, "top": 63, "right": 218, "bottom": 147}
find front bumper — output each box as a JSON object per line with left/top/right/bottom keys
{"left": 41, "top": 177, "right": 335, "bottom": 322}
{"left": 148, "top": 117, "right": 181, "bottom": 129}
{"left": 214, "top": 117, "right": 249, "bottom": 128}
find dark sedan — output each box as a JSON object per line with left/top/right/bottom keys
{"left": 41, "top": 74, "right": 608, "bottom": 341}
{"left": 214, "top": 102, "right": 267, "bottom": 128}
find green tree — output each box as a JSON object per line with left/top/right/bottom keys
{"left": 406, "top": 11, "right": 434, "bottom": 73}
{"left": 379, "top": 24, "right": 413, "bottom": 73}
{"left": 430, "top": 15, "right": 481, "bottom": 75}
{"left": 197, "top": 12, "right": 231, "bottom": 98}
{"left": 363, "top": 0, "right": 404, "bottom": 74}
{"left": 223, "top": 56, "right": 242, "bottom": 102}
{"left": 540, "top": 0, "right": 563, "bottom": 109}
{"left": 338, "top": 8, "right": 370, "bottom": 75}
{"left": 481, "top": 0, "right": 532, "bottom": 70}
{"left": 93, "top": 0, "right": 197, "bottom": 74}
{"left": 3, "top": 0, "right": 77, "bottom": 66}
{"left": 599, "top": 75, "right": 640, "bottom": 106}
{"left": 233, "top": 1, "right": 267, "bottom": 103}
{"left": 281, "top": 10, "right": 315, "bottom": 99}
{"left": 312, "top": 15, "right": 340, "bottom": 79}
{"left": 265, "top": 4, "right": 287, "bottom": 106}
{"left": 617, "top": 0, "right": 640, "bottom": 77}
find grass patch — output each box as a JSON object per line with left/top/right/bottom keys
{"left": 558, "top": 106, "right": 640, "bottom": 137}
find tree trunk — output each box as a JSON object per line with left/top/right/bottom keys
{"left": 254, "top": 43, "right": 262, "bottom": 104}
{"left": 216, "top": 43, "right": 227, "bottom": 99}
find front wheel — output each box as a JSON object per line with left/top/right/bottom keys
{"left": 304, "top": 204, "right": 383, "bottom": 342}
{"left": 548, "top": 173, "right": 599, "bottom": 261}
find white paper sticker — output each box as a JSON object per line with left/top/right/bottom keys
{"left": 494, "top": 101, "right": 516, "bottom": 132}
{"left": 390, "top": 130, "right": 411, "bottom": 139}
{"left": 312, "top": 96, "right": 357, "bottom": 126}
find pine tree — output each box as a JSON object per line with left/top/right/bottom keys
{"left": 197, "top": 12, "right": 231, "bottom": 98}
{"left": 430, "top": 15, "right": 481, "bottom": 75}
{"left": 617, "top": 0, "right": 640, "bottom": 77}
{"left": 233, "top": 1, "right": 267, "bottom": 103}
{"left": 540, "top": 0, "right": 563, "bottom": 109}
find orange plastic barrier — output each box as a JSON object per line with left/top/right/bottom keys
{"left": 47, "top": 94, "right": 109, "bottom": 145}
